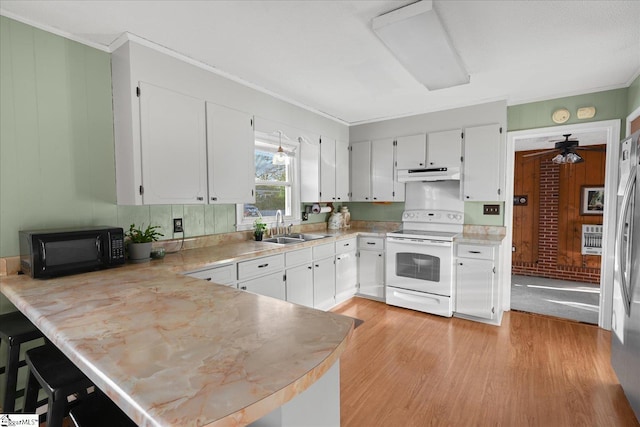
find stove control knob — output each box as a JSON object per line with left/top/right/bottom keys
{"left": 455, "top": 214, "right": 462, "bottom": 221}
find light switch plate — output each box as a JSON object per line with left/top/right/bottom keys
{"left": 483, "top": 204, "right": 500, "bottom": 215}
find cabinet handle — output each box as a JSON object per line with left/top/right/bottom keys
{"left": 258, "top": 263, "right": 269, "bottom": 268}
{"left": 197, "top": 196, "right": 204, "bottom": 201}
{"left": 337, "top": 257, "right": 341, "bottom": 260}
{"left": 367, "top": 242, "right": 375, "bottom": 245}
{"left": 365, "top": 197, "right": 369, "bottom": 200}
{"left": 205, "top": 278, "right": 212, "bottom": 281}
{"left": 459, "top": 262, "right": 463, "bottom": 266}
{"left": 373, "top": 197, "right": 377, "bottom": 200}
{"left": 469, "top": 251, "right": 481, "bottom": 254}
{"left": 465, "top": 196, "right": 470, "bottom": 199}
{"left": 419, "top": 163, "right": 424, "bottom": 166}
{"left": 308, "top": 266, "right": 312, "bottom": 270}
{"left": 211, "top": 197, "right": 218, "bottom": 201}
{"left": 378, "top": 253, "right": 382, "bottom": 257}
{"left": 315, "top": 264, "right": 320, "bottom": 268}
{"left": 344, "top": 243, "right": 350, "bottom": 246}
{"left": 241, "top": 286, "right": 247, "bottom": 290}
{"left": 337, "top": 197, "right": 341, "bottom": 200}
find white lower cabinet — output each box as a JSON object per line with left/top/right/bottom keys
{"left": 285, "top": 248, "right": 314, "bottom": 308}
{"left": 335, "top": 251, "right": 357, "bottom": 304}
{"left": 185, "top": 263, "right": 237, "bottom": 287}
{"left": 313, "top": 257, "right": 336, "bottom": 311}
{"left": 239, "top": 271, "right": 286, "bottom": 300}
{"left": 358, "top": 250, "right": 385, "bottom": 299}
{"left": 286, "top": 263, "right": 314, "bottom": 307}
{"left": 357, "top": 237, "right": 385, "bottom": 299}
{"left": 455, "top": 243, "right": 500, "bottom": 323}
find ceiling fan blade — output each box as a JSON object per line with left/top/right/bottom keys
{"left": 574, "top": 146, "right": 606, "bottom": 152}
{"left": 522, "top": 149, "right": 558, "bottom": 158}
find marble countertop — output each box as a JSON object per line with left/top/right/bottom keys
{"left": 454, "top": 233, "right": 505, "bottom": 246}
{"left": 0, "top": 231, "right": 366, "bottom": 426}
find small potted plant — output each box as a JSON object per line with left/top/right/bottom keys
{"left": 125, "top": 223, "right": 163, "bottom": 262}
{"left": 253, "top": 217, "right": 267, "bottom": 241}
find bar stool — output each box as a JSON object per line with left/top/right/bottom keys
{"left": 0, "top": 311, "right": 44, "bottom": 412}
{"left": 69, "top": 392, "right": 137, "bottom": 427}
{"left": 23, "top": 344, "right": 93, "bottom": 427}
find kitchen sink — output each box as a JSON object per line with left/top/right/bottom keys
{"left": 262, "top": 236, "right": 305, "bottom": 244}
{"left": 262, "top": 233, "right": 330, "bottom": 244}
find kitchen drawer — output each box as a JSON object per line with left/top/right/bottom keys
{"left": 185, "top": 263, "right": 236, "bottom": 286}
{"left": 313, "top": 242, "right": 335, "bottom": 260}
{"left": 335, "top": 237, "right": 357, "bottom": 255}
{"left": 358, "top": 236, "right": 384, "bottom": 250}
{"left": 456, "top": 244, "right": 495, "bottom": 260}
{"left": 286, "top": 248, "right": 312, "bottom": 267}
{"left": 237, "top": 254, "right": 284, "bottom": 281}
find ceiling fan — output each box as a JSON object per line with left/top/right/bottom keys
{"left": 523, "top": 134, "right": 605, "bottom": 164}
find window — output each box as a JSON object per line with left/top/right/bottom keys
{"left": 238, "top": 135, "right": 299, "bottom": 229}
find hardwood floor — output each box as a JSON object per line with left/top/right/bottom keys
{"left": 332, "top": 298, "right": 639, "bottom": 427}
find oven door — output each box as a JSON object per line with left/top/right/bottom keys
{"left": 386, "top": 237, "right": 453, "bottom": 296}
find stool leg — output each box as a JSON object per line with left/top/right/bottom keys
{"left": 3, "top": 342, "right": 21, "bottom": 412}
{"left": 47, "top": 397, "right": 67, "bottom": 427}
{"left": 22, "top": 370, "right": 39, "bottom": 414}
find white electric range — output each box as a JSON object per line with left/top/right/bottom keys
{"left": 386, "top": 209, "right": 463, "bottom": 317}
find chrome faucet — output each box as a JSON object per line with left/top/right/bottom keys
{"left": 275, "top": 210, "right": 284, "bottom": 236}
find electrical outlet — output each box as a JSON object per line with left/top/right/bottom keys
{"left": 483, "top": 204, "right": 500, "bottom": 215}
{"left": 173, "top": 218, "right": 184, "bottom": 233}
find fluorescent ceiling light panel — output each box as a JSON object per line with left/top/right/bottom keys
{"left": 372, "top": 0, "right": 469, "bottom": 91}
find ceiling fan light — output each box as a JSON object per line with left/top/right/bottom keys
{"left": 565, "top": 152, "right": 584, "bottom": 164}
{"left": 551, "top": 154, "right": 566, "bottom": 164}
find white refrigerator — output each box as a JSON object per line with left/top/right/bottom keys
{"left": 612, "top": 130, "right": 640, "bottom": 421}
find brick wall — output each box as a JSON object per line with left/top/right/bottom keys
{"left": 512, "top": 161, "right": 601, "bottom": 284}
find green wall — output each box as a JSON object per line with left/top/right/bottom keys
{"left": 507, "top": 88, "right": 628, "bottom": 132}
{"left": 0, "top": 17, "right": 235, "bottom": 258}
{"left": 628, "top": 74, "right": 640, "bottom": 115}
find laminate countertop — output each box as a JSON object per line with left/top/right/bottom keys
{"left": 0, "top": 231, "right": 372, "bottom": 426}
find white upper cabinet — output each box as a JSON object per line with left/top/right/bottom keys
{"left": 350, "top": 141, "right": 371, "bottom": 202}
{"left": 335, "top": 139, "right": 350, "bottom": 202}
{"left": 300, "top": 136, "right": 321, "bottom": 203}
{"left": 139, "top": 82, "right": 207, "bottom": 205}
{"left": 206, "top": 102, "right": 255, "bottom": 204}
{"left": 396, "top": 134, "right": 427, "bottom": 169}
{"left": 320, "top": 137, "right": 337, "bottom": 202}
{"left": 350, "top": 139, "right": 403, "bottom": 202}
{"left": 427, "top": 129, "right": 462, "bottom": 169}
{"left": 301, "top": 136, "right": 349, "bottom": 203}
{"left": 463, "top": 124, "right": 504, "bottom": 201}
{"left": 371, "top": 138, "right": 396, "bottom": 201}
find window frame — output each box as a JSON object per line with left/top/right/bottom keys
{"left": 236, "top": 132, "right": 301, "bottom": 231}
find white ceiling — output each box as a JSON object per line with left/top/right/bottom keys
{"left": 1, "top": 0, "right": 639, "bottom": 125}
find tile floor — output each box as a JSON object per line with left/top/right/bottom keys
{"left": 511, "top": 274, "right": 600, "bottom": 324}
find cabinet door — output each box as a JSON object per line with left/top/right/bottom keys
{"left": 286, "top": 263, "right": 314, "bottom": 308}
{"left": 463, "top": 124, "right": 503, "bottom": 201}
{"left": 350, "top": 141, "right": 371, "bottom": 201}
{"left": 206, "top": 102, "right": 255, "bottom": 204}
{"left": 320, "top": 137, "right": 336, "bottom": 202}
{"left": 335, "top": 139, "right": 350, "bottom": 202}
{"left": 456, "top": 258, "right": 495, "bottom": 319}
{"left": 335, "top": 251, "right": 358, "bottom": 303}
{"left": 428, "top": 129, "right": 462, "bottom": 169}
{"left": 300, "top": 136, "right": 321, "bottom": 202}
{"left": 371, "top": 138, "right": 395, "bottom": 201}
{"left": 139, "top": 82, "right": 207, "bottom": 204}
{"left": 313, "top": 257, "right": 336, "bottom": 311}
{"left": 396, "top": 134, "right": 427, "bottom": 169}
{"left": 239, "top": 271, "right": 286, "bottom": 300}
{"left": 358, "top": 250, "right": 385, "bottom": 298}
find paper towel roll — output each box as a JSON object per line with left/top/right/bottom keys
{"left": 311, "top": 204, "right": 332, "bottom": 214}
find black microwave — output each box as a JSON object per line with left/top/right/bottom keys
{"left": 19, "top": 226, "right": 126, "bottom": 278}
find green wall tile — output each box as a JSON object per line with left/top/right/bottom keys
{"left": 345, "top": 202, "right": 404, "bottom": 222}
{"left": 213, "top": 205, "right": 228, "bottom": 234}
{"left": 184, "top": 205, "right": 205, "bottom": 237}
{"left": 204, "top": 205, "right": 216, "bottom": 235}
{"left": 149, "top": 205, "right": 172, "bottom": 238}
{"left": 117, "top": 205, "right": 151, "bottom": 233}
{"left": 226, "top": 205, "right": 237, "bottom": 232}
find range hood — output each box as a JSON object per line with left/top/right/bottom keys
{"left": 397, "top": 167, "right": 460, "bottom": 182}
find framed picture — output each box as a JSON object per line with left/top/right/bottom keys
{"left": 581, "top": 186, "right": 604, "bottom": 215}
